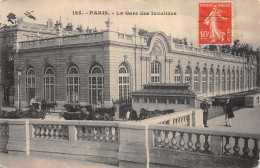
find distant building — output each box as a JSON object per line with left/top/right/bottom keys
{"left": 131, "top": 83, "right": 196, "bottom": 115}
{"left": 10, "top": 19, "right": 257, "bottom": 109}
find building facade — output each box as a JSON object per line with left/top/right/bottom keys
{"left": 12, "top": 22, "right": 258, "bottom": 109}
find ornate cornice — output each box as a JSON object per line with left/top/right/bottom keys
{"left": 15, "top": 40, "right": 149, "bottom": 53}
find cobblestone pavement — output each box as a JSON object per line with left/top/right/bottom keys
{"left": 0, "top": 153, "right": 118, "bottom": 168}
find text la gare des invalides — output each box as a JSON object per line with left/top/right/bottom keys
{"left": 73, "top": 10, "right": 177, "bottom": 15}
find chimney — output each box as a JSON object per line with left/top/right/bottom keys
{"left": 47, "top": 18, "right": 53, "bottom": 28}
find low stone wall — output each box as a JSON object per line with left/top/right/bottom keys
{"left": 148, "top": 125, "right": 260, "bottom": 168}
{"left": 0, "top": 107, "right": 259, "bottom": 168}
{"left": 245, "top": 93, "right": 260, "bottom": 108}
{"left": 6, "top": 119, "right": 120, "bottom": 165}
{"left": 142, "top": 108, "right": 203, "bottom": 127}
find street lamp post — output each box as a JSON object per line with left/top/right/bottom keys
{"left": 0, "top": 68, "right": 2, "bottom": 113}
{"left": 17, "top": 67, "right": 22, "bottom": 112}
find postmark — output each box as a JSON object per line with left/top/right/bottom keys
{"left": 199, "top": 2, "right": 232, "bottom": 45}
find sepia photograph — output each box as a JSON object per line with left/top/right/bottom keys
{"left": 0, "top": 0, "right": 259, "bottom": 167}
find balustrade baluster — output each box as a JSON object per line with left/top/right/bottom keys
{"left": 108, "top": 127, "right": 113, "bottom": 142}
{"left": 252, "top": 139, "right": 259, "bottom": 159}
{"left": 77, "top": 126, "right": 83, "bottom": 141}
{"left": 114, "top": 127, "right": 118, "bottom": 143}
{"left": 160, "top": 131, "right": 166, "bottom": 147}
{"left": 154, "top": 130, "right": 159, "bottom": 147}
{"left": 96, "top": 127, "right": 101, "bottom": 142}
{"left": 233, "top": 137, "right": 241, "bottom": 157}
{"left": 242, "top": 138, "right": 250, "bottom": 158}
{"left": 195, "top": 134, "right": 202, "bottom": 152}
{"left": 203, "top": 135, "right": 210, "bottom": 154}
{"left": 90, "top": 127, "right": 95, "bottom": 141}
{"left": 40, "top": 125, "right": 46, "bottom": 139}
{"left": 84, "top": 126, "right": 90, "bottom": 141}
{"left": 187, "top": 133, "right": 194, "bottom": 151}
{"left": 171, "top": 131, "right": 178, "bottom": 149}
{"left": 163, "top": 131, "right": 170, "bottom": 148}
{"left": 101, "top": 127, "right": 107, "bottom": 142}
{"left": 34, "top": 125, "right": 40, "bottom": 138}
{"left": 56, "top": 125, "right": 61, "bottom": 140}
{"left": 179, "top": 132, "right": 186, "bottom": 150}
{"left": 50, "top": 125, "right": 54, "bottom": 139}
{"left": 46, "top": 125, "right": 51, "bottom": 139}
{"left": 156, "top": 130, "right": 163, "bottom": 147}
{"left": 224, "top": 136, "right": 232, "bottom": 155}
{"left": 59, "top": 125, "right": 64, "bottom": 139}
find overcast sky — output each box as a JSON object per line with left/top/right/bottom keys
{"left": 0, "top": 0, "right": 259, "bottom": 49}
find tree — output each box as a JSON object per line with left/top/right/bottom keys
{"left": 138, "top": 29, "right": 148, "bottom": 36}
{"left": 204, "top": 39, "right": 257, "bottom": 57}
{"left": 172, "top": 37, "right": 189, "bottom": 45}
{"left": 0, "top": 11, "right": 36, "bottom": 106}
{"left": 0, "top": 39, "right": 14, "bottom": 105}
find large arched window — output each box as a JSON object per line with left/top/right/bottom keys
{"left": 67, "top": 66, "right": 80, "bottom": 103}
{"left": 174, "top": 66, "right": 181, "bottom": 84}
{"left": 216, "top": 69, "right": 220, "bottom": 93}
{"left": 119, "top": 65, "right": 130, "bottom": 100}
{"left": 26, "top": 67, "right": 36, "bottom": 102}
{"left": 89, "top": 65, "right": 104, "bottom": 105}
{"left": 44, "top": 67, "right": 55, "bottom": 102}
{"left": 227, "top": 69, "right": 231, "bottom": 91}
{"left": 151, "top": 61, "right": 160, "bottom": 83}
{"left": 184, "top": 67, "right": 191, "bottom": 84}
{"left": 194, "top": 68, "right": 199, "bottom": 91}
{"left": 232, "top": 70, "right": 235, "bottom": 91}
{"left": 236, "top": 70, "right": 239, "bottom": 91}
{"left": 209, "top": 69, "right": 213, "bottom": 92}
{"left": 240, "top": 69, "right": 244, "bottom": 90}
{"left": 202, "top": 68, "right": 207, "bottom": 93}
{"left": 222, "top": 69, "right": 226, "bottom": 91}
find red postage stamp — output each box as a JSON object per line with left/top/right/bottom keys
{"left": 199, "top": 2, "right": 232, "bottom": 45}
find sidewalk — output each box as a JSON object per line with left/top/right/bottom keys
{"left": 0, "top": 153, "right": 118, "bottom": 168}
{"left": 200, "top": 105, "right": 260, "bottom": 135}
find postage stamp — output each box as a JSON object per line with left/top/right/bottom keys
{"left": 199, "top": 2, "right": 232, "bottom": 45}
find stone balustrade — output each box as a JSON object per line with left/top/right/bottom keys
{"left": 171, "top": 42, "right": 247, "bottom": 63}
{"left": 148, "top": 124, "right": 260, "bottom": 167}
{"left": 33, "top": 124, "right": 69, "bottom": 140}
{"left": 76, "top": 125, "right": 118, "bottom": 143}
{"left": 4, "top": 119, "right": 120, "bottom": 165}
{"left": 14, "top": 31, "right": 149, "bottom": 51}
{"left": 1, "top": 110, "right": 259, "bottom": 167}
{"left": 142, "top": 108, "right": 203, "bottom": 127}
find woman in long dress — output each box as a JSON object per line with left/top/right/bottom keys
{"left": 204, "top": 6, "right": 228, "bottom": 42}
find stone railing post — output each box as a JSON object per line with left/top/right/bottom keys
{"left": 192, "top": 109, "right": 203, "bottom": 127}
{"left": 69, "top": 125, "right": 77, "bottom": 141}
{"left": 7, "top": 120, "right": 30, "bottom": 155}
{"left": 118, "top": 123, "right": 149, "bottom": 168}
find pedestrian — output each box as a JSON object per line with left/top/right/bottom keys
{"left": 200, "top": 99, "right": 210, "bottom": 127}
{"left": 224, "top": 98, "right": 234, "bottom": 127}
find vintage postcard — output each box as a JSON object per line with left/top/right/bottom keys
{"left": 0, "top": 0, "right": 259, "bottom": 168}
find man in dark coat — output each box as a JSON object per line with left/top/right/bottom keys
{"left": 200, "top": 99, "right": 210, "bottom": 127}
{"left": 224, "top": 98, "right": 234, "bottom": 127}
